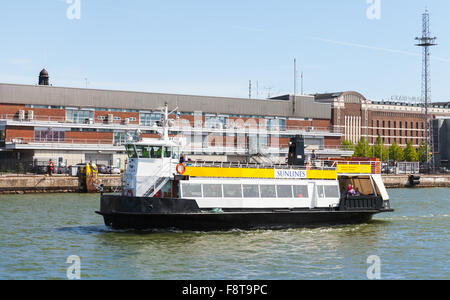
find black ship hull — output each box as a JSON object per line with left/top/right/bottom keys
{"left": 97, "top": 195, "right": 393, "bottom": 231}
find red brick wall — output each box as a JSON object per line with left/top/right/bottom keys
{"left": 286, "top": 119, "right": 313, "bottom": 128}
{"left": 65, "top": 131, "right": 113, "bottom": 144}
{"left": 324, "top": 136, "right": 342, "bottom": 148}
{"left": 5, "top": 126, "right": 34, "bottom": 142}
{"left": 0, "top": 104, "right": 66, "bottom": 121}
{"left": 0, "top": 104, "right": 27, "bottom": 117}
{"left": 313, "top": 119, "right": 332, "bottom": 129}
{"left": 31, "top": 108, "right": 65, "bottom": 121}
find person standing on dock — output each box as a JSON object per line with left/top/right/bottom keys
{"left": 48, "top": 159, "right": 54, "bottom": 176}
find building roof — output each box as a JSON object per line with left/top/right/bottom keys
{"left": 0, "top": 83, "right": 332, "bottom": 119}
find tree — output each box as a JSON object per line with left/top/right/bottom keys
{"left": 389, "top": 141, "right": 404, "bottom": 162}
{"left": 341, "top": 139, "right": 355, "bottom": 151}
{"left": 418, "top": 142, "right": 429, "bottom": 163}
{"left": 373, "top": 136, "right": 388, "bottom": 161}
{"left": 403, "top": 141, "right": 419, "bottom": 162}
{"left": 353, "top": 137, "right": 372, "bottom": 158}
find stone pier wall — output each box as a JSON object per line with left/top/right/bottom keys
{"left": 0, "top": 175, "right": 122, "bottom": 194}
{"left": 382, "top": 175, "right": 450, "bottom": 188}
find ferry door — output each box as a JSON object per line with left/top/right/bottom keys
{"left": 309, "top": 182, "right": 318, "bottom": 209}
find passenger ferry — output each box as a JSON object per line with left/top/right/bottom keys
{"left": 96, "top": 107, "right": 394, "bottom": 231}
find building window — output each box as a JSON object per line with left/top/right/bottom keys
{"left": 140, "top": 112, "right": 162, "bottom": 126}
{"left": 34, "top": 128, "right": 67, "bottom": 142}
{"left": 266, "top": 118, "right": 286, "bottom": 131}
{"left": 113, "top": 131, "right": 139, "bottom": 145}
{"left": 66, "top": 109, "right": 94, "bottom": 124}
{"left": 205, "top": 115, "right": 228, "bottom": 129}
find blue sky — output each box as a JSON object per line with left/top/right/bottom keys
{"left": 0, "top": 0, "right": 449, "bottom": 102}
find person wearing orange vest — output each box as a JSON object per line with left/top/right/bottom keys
{"left": 48, "top": 159, "right": 54, "bottom": 176}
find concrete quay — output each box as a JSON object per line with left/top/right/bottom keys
{"left": 0, "top": 175, "right": 121, "bottom": 194}
{"left": 382, "top": 174, "right": 450, "bottom": 188}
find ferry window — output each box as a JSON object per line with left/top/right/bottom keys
{"left": 172, "top": 147, "right": 180, "bottom": 160}
{"left": 324, "top": 185, "right": 340, "bottom": 198}
{"left": 136, "top": 145, "right": 151, "bottom": 158}
{"left": 260, "top": 185, "right": 276, "bottom": 198}
{"left": 126, "top": 145, "right": 137, "bottom": 158}
{"left": 182, "top": 183, "right": 202, "bottom": 198}
{"left": 293, "top": 185, "right": 309, "bottom": 198}
{"left": 223, "top": 184, "right": 243, "bottom": 198}
{"left": 243, "top": 185, "right": 260, "bottom": 198}
{"left": 277, "top": 185, "right": 293, "bottom": 198}
{"left": 148, "top": 146, "right": 162, "bottom": 158}
{"left": 317, "top": 185, "right": 325, "bottom": 199}
{"left": 203, "top": 184, "right": 223, "bottom": 198}
{"left": 163, "top": 147, "right": 172, "bottom": 158}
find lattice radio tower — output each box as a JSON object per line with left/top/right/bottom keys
{"left": 415, "top": 9, "right": 437, "bottom": 169}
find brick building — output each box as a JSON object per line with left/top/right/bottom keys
{"left": 0, "top": 71, "right": 349, "bottom": 170}
{"left": 1, "top": 70, "right": 449, "bottom": 171}
{"left": 315, "top": 91, "right": 450, "bottom": 148}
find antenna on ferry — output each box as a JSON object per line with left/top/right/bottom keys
{"left": 158, "top": 103, "right": 179, "bottom": 141}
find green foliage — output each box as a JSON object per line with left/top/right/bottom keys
{"left": 403, "top": 141, "right": 419, "bottom": 162}
{"left": 389, "top": 141, "right": 404, "bottom": 162}
{"left": 341, "top": 139, "right": 355, "bottom": 151}
{"left": 373, "top": 136, "right": 388, "bottom": 161}
{"left": 353, "top": 138, "right": 372, "bottom": 158}
{"left": 418, "top": 142, "right": 429, "bottom": 163}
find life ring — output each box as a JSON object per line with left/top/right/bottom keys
{"left": 176, "top": 163, "right": 186, "bottom": 175}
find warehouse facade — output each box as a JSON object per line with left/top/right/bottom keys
{"left": 0, "top": 72, "right": 346, "bottom": 170}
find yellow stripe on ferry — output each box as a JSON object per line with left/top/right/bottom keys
{"left": 337, "top": 164, "right": 372, "bottom": 174}
{"left": 306, "top": 169, "right": 338, "bottom": 180}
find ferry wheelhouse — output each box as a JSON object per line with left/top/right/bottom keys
{"left": 96, "top": 106, "right": 393, "bottom": 231}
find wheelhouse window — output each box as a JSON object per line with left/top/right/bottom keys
{"left": 172, "top": 147, "right": 180, "bottom": 160}
{"left": 181, "top": 183, "right": 202, "bottom": 198}
{"left": 126, "top": 144, "right": 137, "bottom": 158}
{"left": 243, "top": 185, "right": 260, "bottom": 198}
{"left": 223, "top": 184, "right": 243, "bottom": 198}
{"left": 163, "top": 147, "right": 172, "bottom": 158}
{"left": 293, "top": 185, "right": 309, "bottom": 198}
{"left": 134, "top": 145, "right": 163, "bottom": 158}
